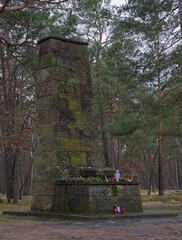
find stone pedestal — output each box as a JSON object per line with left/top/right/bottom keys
{"left": 53, "top": 182, "right": 143, "bottom": 214}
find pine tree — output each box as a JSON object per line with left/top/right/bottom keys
{"left": 107, "top": 0, "right": 182, "bottom": 193}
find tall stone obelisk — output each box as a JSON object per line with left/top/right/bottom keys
{"left": 31, "top": 36, "right": 97, "bottom": 210}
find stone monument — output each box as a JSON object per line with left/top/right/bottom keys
{"left": 31, "top": 36, "right": 98, "bottom": 211}
{"left": 31, "top": 36, "right": 143, "bottom": 214}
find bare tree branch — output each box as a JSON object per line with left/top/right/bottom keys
{"left": 0, "top": 34, "right": 11, "bottom": 46}
{"left": 0, "top": 0, "right": 69, "bottom": 13}
{"left": 0, "top": 0, "right": 29, "bottom": 13}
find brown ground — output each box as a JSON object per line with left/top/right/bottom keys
{"left": 0, "top": 215, "right": 181, "bottom": 240}
{"left": 0, "top": 196, "right": 181, "bottom": 240}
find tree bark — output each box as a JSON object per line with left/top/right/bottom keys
{"left": 1, "top": 44, "right": 19, "bottom": 203}
{"left": 148, "top": 148, "right": 158, "bottom": 195}
{"left": 178, "top": 0, "right": 182, "bottom": 35}
{"left": 175, "top": 138, "right": 182, "bottom": 189}
{"left": 158, "top": 134, "right": 164, "bottom": 196}
{"left": 97, "top": 85, "right": 111, "bottom": 167}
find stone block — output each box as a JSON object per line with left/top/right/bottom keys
{"left": 53, "top": 183, "right": 143, "bottom": 214}
{"left": 71, "top": 152, "right": 87, "bottom": 167}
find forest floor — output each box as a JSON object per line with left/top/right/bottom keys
{"left": 0, "top": 190, "right": 181, "bottom": 240}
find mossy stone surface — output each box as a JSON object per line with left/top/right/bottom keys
{"left": 33, "top": 37, "right": 97, "bottom": 211}
{"left": 53, "top": 183, "right": 143, "bottom": 214}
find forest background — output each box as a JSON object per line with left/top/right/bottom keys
{"left": 0, "top": 0, "right": 182, "bottom": 203}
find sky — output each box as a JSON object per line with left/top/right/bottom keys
{"left": 111, "top": 0, "right": 127, "bottom": 6}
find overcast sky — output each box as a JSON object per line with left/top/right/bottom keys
{"left": 111, "top": 0, "right": 127, "bottom": 6}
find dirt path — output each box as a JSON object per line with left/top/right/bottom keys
{"left": 0, "top": 215, "right": 182, "bottom": 240}
{"left": 0, "top": 198, "right": 181, "bottom": 240}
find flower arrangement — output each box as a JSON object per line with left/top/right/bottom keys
{"left": 55, "top": 167, "right": 139, "bottom": 184}
{"left": 57, "top": 175, "right": 138, "bottom": 184}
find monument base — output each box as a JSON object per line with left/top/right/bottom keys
{"left": 52, "top": 182, "right": 143, "bottom": 214}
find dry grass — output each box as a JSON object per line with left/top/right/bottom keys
{"left": 141, "top": 190, "right": 182, "bottom": 202}
{"left": 0, "top": 190, "right": 181, "bottom": 215}
{"left": 0, "top": 196, "right": 31, "bottom": 214}
{"left": 141, "top": 190, "right": 182, "bottom": 215}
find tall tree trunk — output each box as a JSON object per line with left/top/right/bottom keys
{"left": 175, "top": 1, "right": 182, "bottom": 190}
{"left": 96, "top": 67, "right": 111, "bottom": 168}
{"left": 1, "top": 44, "right": 19, "bottom": 203}
{"left": 158, "top": 133, "right": 163, "bottom": 195}
{"left": 141, "top": 149, "right": 148, "bottom": 189}
{"left": 156, "top": 33, "right": 164, "bottom": 195}
{"left": 178, "top": 0, "right": 182, "bottom": 35}
{"left": 175, "top": 138, "right": 182, "bottom": 189}
{"left": 148, "top": 148, "right": 158, "bottom": 195}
